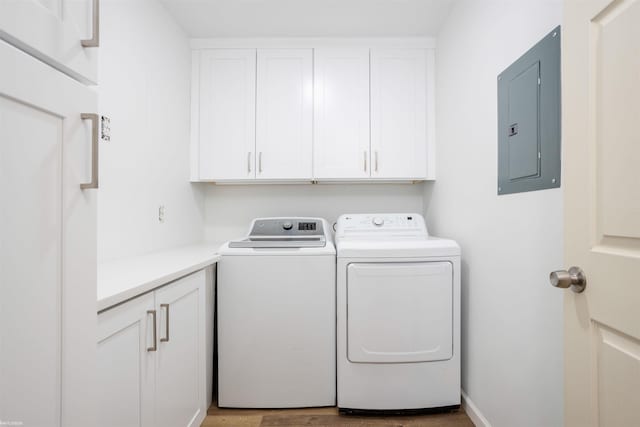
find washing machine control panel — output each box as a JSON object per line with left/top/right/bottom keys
{"left": 229, "top": 218, "right": 329, "bottom": 248}
{"left": 250, "top": 218, "right": 323, "bottom": 236}
{"left": 336, "top": 213, "right": 428, "bottom": 237}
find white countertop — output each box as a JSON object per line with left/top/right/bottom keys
{"left": 97, "top": 242, "right": 224, "bottom": 312}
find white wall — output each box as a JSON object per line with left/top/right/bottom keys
{"left": 204, "top": 184, "right": 424, "bottom": 242}
{"left": 426, "top": 1, "right": 563, "bottom": 426}
{"left": 98, "top": 0, "right": 205, "bottom": 262}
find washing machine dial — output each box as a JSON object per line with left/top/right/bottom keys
{"left": 372, "top": 217, "right": 384, "bottom": 227}
{"left": 282, "top": 221, "right": 293, "bottom": 230}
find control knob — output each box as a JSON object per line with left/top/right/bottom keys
{"left": 372, "top": 217, "right": 384, "bottom": 227}
{"left": 282, "top": 221, "right": 293, "bottom": 230}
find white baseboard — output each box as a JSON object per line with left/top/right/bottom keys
{"left": 461, "top": 390, "right": 492, "bottom": 427}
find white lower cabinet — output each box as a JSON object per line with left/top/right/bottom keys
{"left": 97, "top": 293, "right": 155, "bottom": 427}
{"left": 98, "top": 269, "right": 209, "bottom": 427}
{"left": 155, "top": 274, "right": 206, "bottom": 427}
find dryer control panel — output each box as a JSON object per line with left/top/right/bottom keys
{"left": 335, "top": 213, "right": 428, "bottom": 238}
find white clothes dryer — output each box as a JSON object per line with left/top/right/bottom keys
{"left": 335, "top": 213, "right": 461, "bottom": 413}
{"left": 217, "top": 218, "right": 336, "bottom": 408}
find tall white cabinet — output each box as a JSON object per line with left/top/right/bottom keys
{"left": 1, "top": 3, "right": 99, "bottom": 425}
{"left": 0, "top": 41, "right": 97, "bottom": 427}
{"left": 0, "top": 0, "right": 98, "bottom": 83}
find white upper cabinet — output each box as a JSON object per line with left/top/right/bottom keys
{"left": 370, "top": 48, "right": 429, "bottom": 179}
{"left": 195, "top": 49, "right": 256, "bottom": 181}
{"left": 191, "top": 42, "right": 434, "bottom": 182}
{"left": 256, "top": 49, "right": 313, "bottom": 180}
{"left": 0, "top": 0, "right": 99, "bottom": 84}
{"left": 313, "top": 48, "right": 370, "bottom": 179}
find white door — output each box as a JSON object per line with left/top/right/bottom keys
{"left": 97, "top": 294, "right": 156, "bottom": 427}
{"left": 155, "top": 271, "right": 206, "bottom": 427}
{"left": 197, "top": 49, "right": 256, "bottom": 181}
{"left": 370, "top": 48, "right": 428, "bottom": 179}
{"left": 0, "top": 0, "right": 98, "bottom": 83}
{"left": 347, "top": 262, "right": 453, "bottom": 363}
{"left": 0, "top": 41, "right": 97, "bottom": 427}
{"left": 561, "top": 0, "right": 640, "bottom": 426}
{"left": 256, "top": 49, "right": 313, "bottom": 180}
{"left": 313, "top": 48, "right": 370, "bottom": 179}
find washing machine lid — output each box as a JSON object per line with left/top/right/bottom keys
{"left": 229, "top": 235, "right": 326, "bottom": 248}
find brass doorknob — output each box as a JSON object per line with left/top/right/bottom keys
{"left": 550, "top": 267, "right": 586, "bottom": 293}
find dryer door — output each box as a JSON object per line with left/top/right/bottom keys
{"left": 347, "top": 262, "right": 452, "bottom": 363}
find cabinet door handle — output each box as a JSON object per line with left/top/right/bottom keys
{"left": 247, "top": 152, "right": 252, "bottom": 173}
{"left": 81, "top": 0, "right": 100, "bottom": 48}
{"left": 259, "top": 152, "right": 263, "bottom": 173}
{"left": 80, "top": 113, "right": 99, "bottom": 190}
{"left": 160, "top": 304, "right": 170, "bottom": 343}
{"left": 375, "top": 151, "right": 379, "bottom": 173}
{"left": 147, "top": 310, "right": 157, "bottom": 352}
{"left": 363, "top": 151, "right": 367, "bottom": 172}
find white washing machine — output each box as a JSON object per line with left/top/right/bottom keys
{"left": 335, "top": 213, "right": 461, "bottom": 413}
{"left": 217, "top": 217, "right": 336, "bottom": 408}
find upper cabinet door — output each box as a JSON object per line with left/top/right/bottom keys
{"left": 196, "top": 49, "right": 257, "bottom": 181}
{"left": 370, "top": 49, "right": 429, "bottom": 179}
{"left": 314, "top": 48, "right": 370, "bottom": 179}
{"left": 256, "top": 49, "right": 313, "bottom": 180}
{"left": 0, "top": 0, "right": 98, "bottom": 84}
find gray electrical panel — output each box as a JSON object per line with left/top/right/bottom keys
{"left": 498, "top": 26, "right": 561, "bottom": 195}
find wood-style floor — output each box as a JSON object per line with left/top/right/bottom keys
{"left": 201, "top": 404, "right": 474, "bottom": 427}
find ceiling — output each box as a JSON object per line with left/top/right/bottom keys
{"left": 159, "top": 0, "right": 456, "bottom": 38}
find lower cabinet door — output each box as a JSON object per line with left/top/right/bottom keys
{"left": 154, "top": 270, "right": 207, "bottom": 427}
{"left": 97, "top": 293, "right": 156, "bottom": 427}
